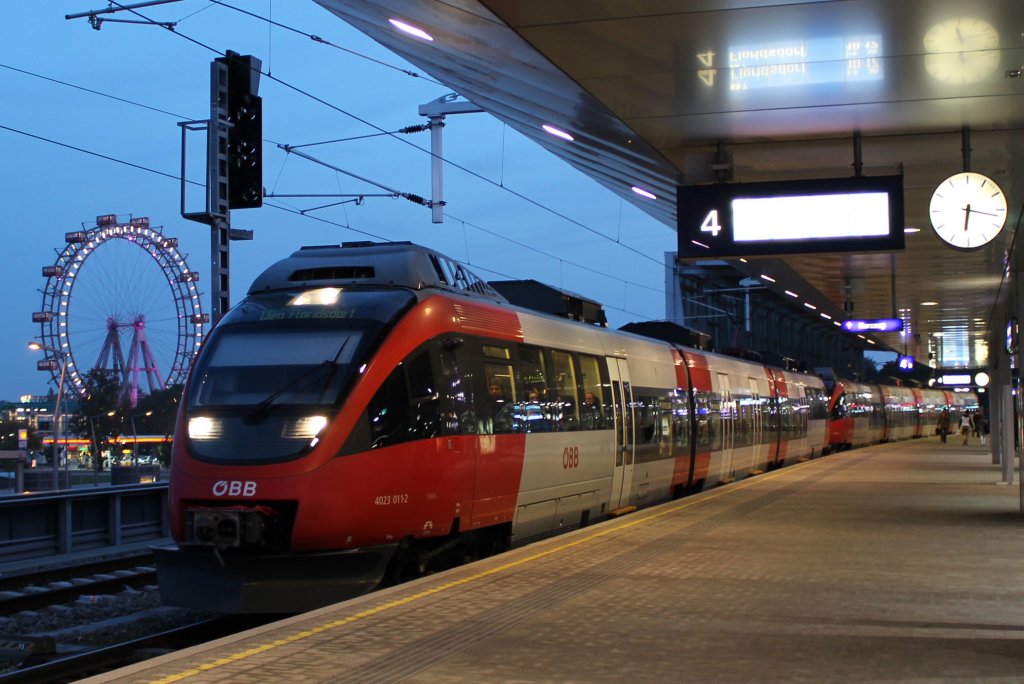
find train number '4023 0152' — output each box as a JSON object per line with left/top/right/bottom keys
{"left": 374, "top": 493, "right": 409, "bottom": 506}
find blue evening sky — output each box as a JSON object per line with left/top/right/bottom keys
{"left": 1, "top": 1, "right": 673, "bottom": 401}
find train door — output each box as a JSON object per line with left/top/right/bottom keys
{"left": 608, "top": 358, "right": 635, "bottom": 512}
{"left": 748, "top": 376, "right": 766, "bottom": 470}
{"left": 717, "top": 372, "right": 735, "bottom": 481}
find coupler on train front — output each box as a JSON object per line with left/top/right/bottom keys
{"left": 155, "top": 503, "right": 397, "bottom": 614}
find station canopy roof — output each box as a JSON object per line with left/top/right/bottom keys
{"left": 315, "top": 0, "right": 1024, "bottom": 371}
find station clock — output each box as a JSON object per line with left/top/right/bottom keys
{"left": 928, "top": 171, "right": 1007, "bottom": 250}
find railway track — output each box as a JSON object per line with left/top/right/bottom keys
{"left": 0, "top": 551, "right": 155, "bottom": 591}
{"left": 0, "top": 563, "right": 157, "bottom": 615}
{"left": 0, "top": 550, "right": 249, "bottom": 678}
{"left": 0, "top": 615, "right": 271, "bottom": 683}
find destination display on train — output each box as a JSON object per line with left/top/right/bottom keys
{"left": 677, "top": 175, "right": 905, "bottom": 258}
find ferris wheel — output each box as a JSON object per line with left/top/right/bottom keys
{"left": 33, "top": 214, "right": 208, "bottom": 407}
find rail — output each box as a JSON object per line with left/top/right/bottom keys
{"left": 0, "top": 484, "right": 169, "bottom": 565}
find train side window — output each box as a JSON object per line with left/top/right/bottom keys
{"left": 693, "top": 391, "right": 713, "bottom": 451}
{"left": 734, "top": 395, "right": 752, "bottom": 448}
{"left": 437, "top": 339, "right": 475, "bottom": 436}
{"left": 776, "top": 396, "right": 791, "bottom": 441}
{"left": 578, "top": 354, "right": 610, "bottom": 430}
{"left": 514, "top": 345, "right": 551, "bottom": 432}
{"left": 406, "top": 350, "right": 440, "bottom": 441}
{"left": 481, "top": 343, "right": 516, "bottom": 435}
{"left": 672, "top": 391, "right": 690, "bottom": 449}
{"left": 363, "top": 348, "right": 440, "bottom": 449}
{"left": 808, "top": 387, "right": 828, "bottom": 420}
{"left": 366, "top": 363, "right": 412, "bottom": 449}
{"left": 634, "top": 392, "right": 658, "bottom": 445}
{"left": 706, "top": 392, "right": 723, "bottom": 451}
{"left": 659, "top": 395, "right": 674, "bottom": 453}
{"left": 550, "top": 350, "right": 580, "bottom": 431}
{"left": 831, "top": 394, "right": 847, "bottom": 420}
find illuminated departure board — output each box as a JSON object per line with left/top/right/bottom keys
{"left": 677, "top": 175, "right": 905, "bottom": 258}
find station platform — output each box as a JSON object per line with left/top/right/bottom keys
{"left": 89, "top": 438, "right": 1024, "bottom": 683}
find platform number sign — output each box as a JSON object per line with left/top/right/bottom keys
{"left": 700, "top": 210, "right": 722, "bottom": 238}
{"left": 677, "top": 175, "right": 905, "bottom": 259}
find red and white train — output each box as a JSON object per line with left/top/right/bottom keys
{"left": 823, "top": 376, "right": 976, "bottom": 450}
{"left": 155, "top": 242, "right": 977, "bottom": 613}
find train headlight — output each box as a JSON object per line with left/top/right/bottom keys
{"left": 288, "top": 287, "right": 341, "bottom": 306}
{"left": 188, "top": 416, "right": 221, "bottom": 440}
{"left": 284, "top": 415, "right": 329, "bottom": 440}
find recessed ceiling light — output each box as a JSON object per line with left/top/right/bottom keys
{"left": 803, "top": 302, "right": 817, "bottom": 310}
{"left": 904, "top": 227, "right": 921, "bottom": 233}
{"left": 921, "top": 301, "right": 938, "bottom": 306}
{"left": 760, "top": 274, "right": 776, "bottom": 283}
{"left": 631, "top": 186, "right": 657, "bottom": 200}
{"left": 541, "top": 124, "right": 574, "bottom": 141}
{"left": 389, "top": 18, "right": 433, "bottom": 41}
{"left": 784, "top": 290, "right": 799, "bottom": 298}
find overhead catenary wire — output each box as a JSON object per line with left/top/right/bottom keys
{"left": 271, "top": 145, "right": 663, "bottom": 296}
{"left": 447, "top": 212, "right": 662, "bottom": 296}
{"left": 95, "top": 0, "right": 667, "bottom": 268}
{"left": 26, "top": 3, "right": 668, "bottom": 313}
{"left": 0, "top": 63, "right": 191, "bottom": 120}
{"left": 206, "top": 0, "right": 444, "bottom": 85}
{"left": 0, "top": 103, "right": 664, "bottom": 312}
{"left": 0, "top": 122, "right": 662, "bottom": 320}
{"left": 287, "top": 125, "right": 431, "bottom": 150}
{"left": 278, "top": 145, "right": 403, "bottom": 199}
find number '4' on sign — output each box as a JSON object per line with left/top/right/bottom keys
{"left": 701, "top": 210, "right": 722, "bottom": 237}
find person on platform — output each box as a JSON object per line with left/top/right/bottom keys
{"left": 959, "top": 412, "right": 973, "bottom": 446}
{"left": 972, "top": 408, "right": 987, "bottom": 446}
{"left": 936, "top": 409, "right": 951, "bottom": 444}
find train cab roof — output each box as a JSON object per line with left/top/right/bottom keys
{"left": 247, "top": 241, "right": 508, "bottom": 304}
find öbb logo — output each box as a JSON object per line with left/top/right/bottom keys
{"left": 212, "top": 480, "right": 257, "bottom": 497}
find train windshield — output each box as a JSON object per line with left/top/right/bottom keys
{"left": 189, "top": 329, "right": 361, "bottom": 408}
{"left": 184, "top": 288, "right": 415, "bottom": 464}
{"left": 187, "top": 288, "right": 415, "bottom": 411}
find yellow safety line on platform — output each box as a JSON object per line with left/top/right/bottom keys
{"left": 148, "top": 458, "right": 820, "bottom": 683}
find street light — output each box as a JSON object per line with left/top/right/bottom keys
{"left": 130, "top": 410, "right": 153, "bottom": 466}
{"left": 28, "top": 341, "right": 67, "bottom": 490}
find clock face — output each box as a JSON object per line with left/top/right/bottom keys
{"left": 923, "top": 18, "right": 1000, "bottom": 84}
{"left": 929, "top": 171, "right": 1007, "bottom": 250}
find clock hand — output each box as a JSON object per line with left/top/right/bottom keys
{"left": 963, "top": 203, "right": 971, "bottom": 231}
{"left": 967, "top": 208, "right": 1000, "bottom": 217}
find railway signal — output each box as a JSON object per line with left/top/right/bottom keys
{"left": 220, "top": 52, "right": 263, "bottom": 210}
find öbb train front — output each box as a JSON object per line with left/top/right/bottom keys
{"left": 156, "top": 242, "right": 517, "bottom": 613}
